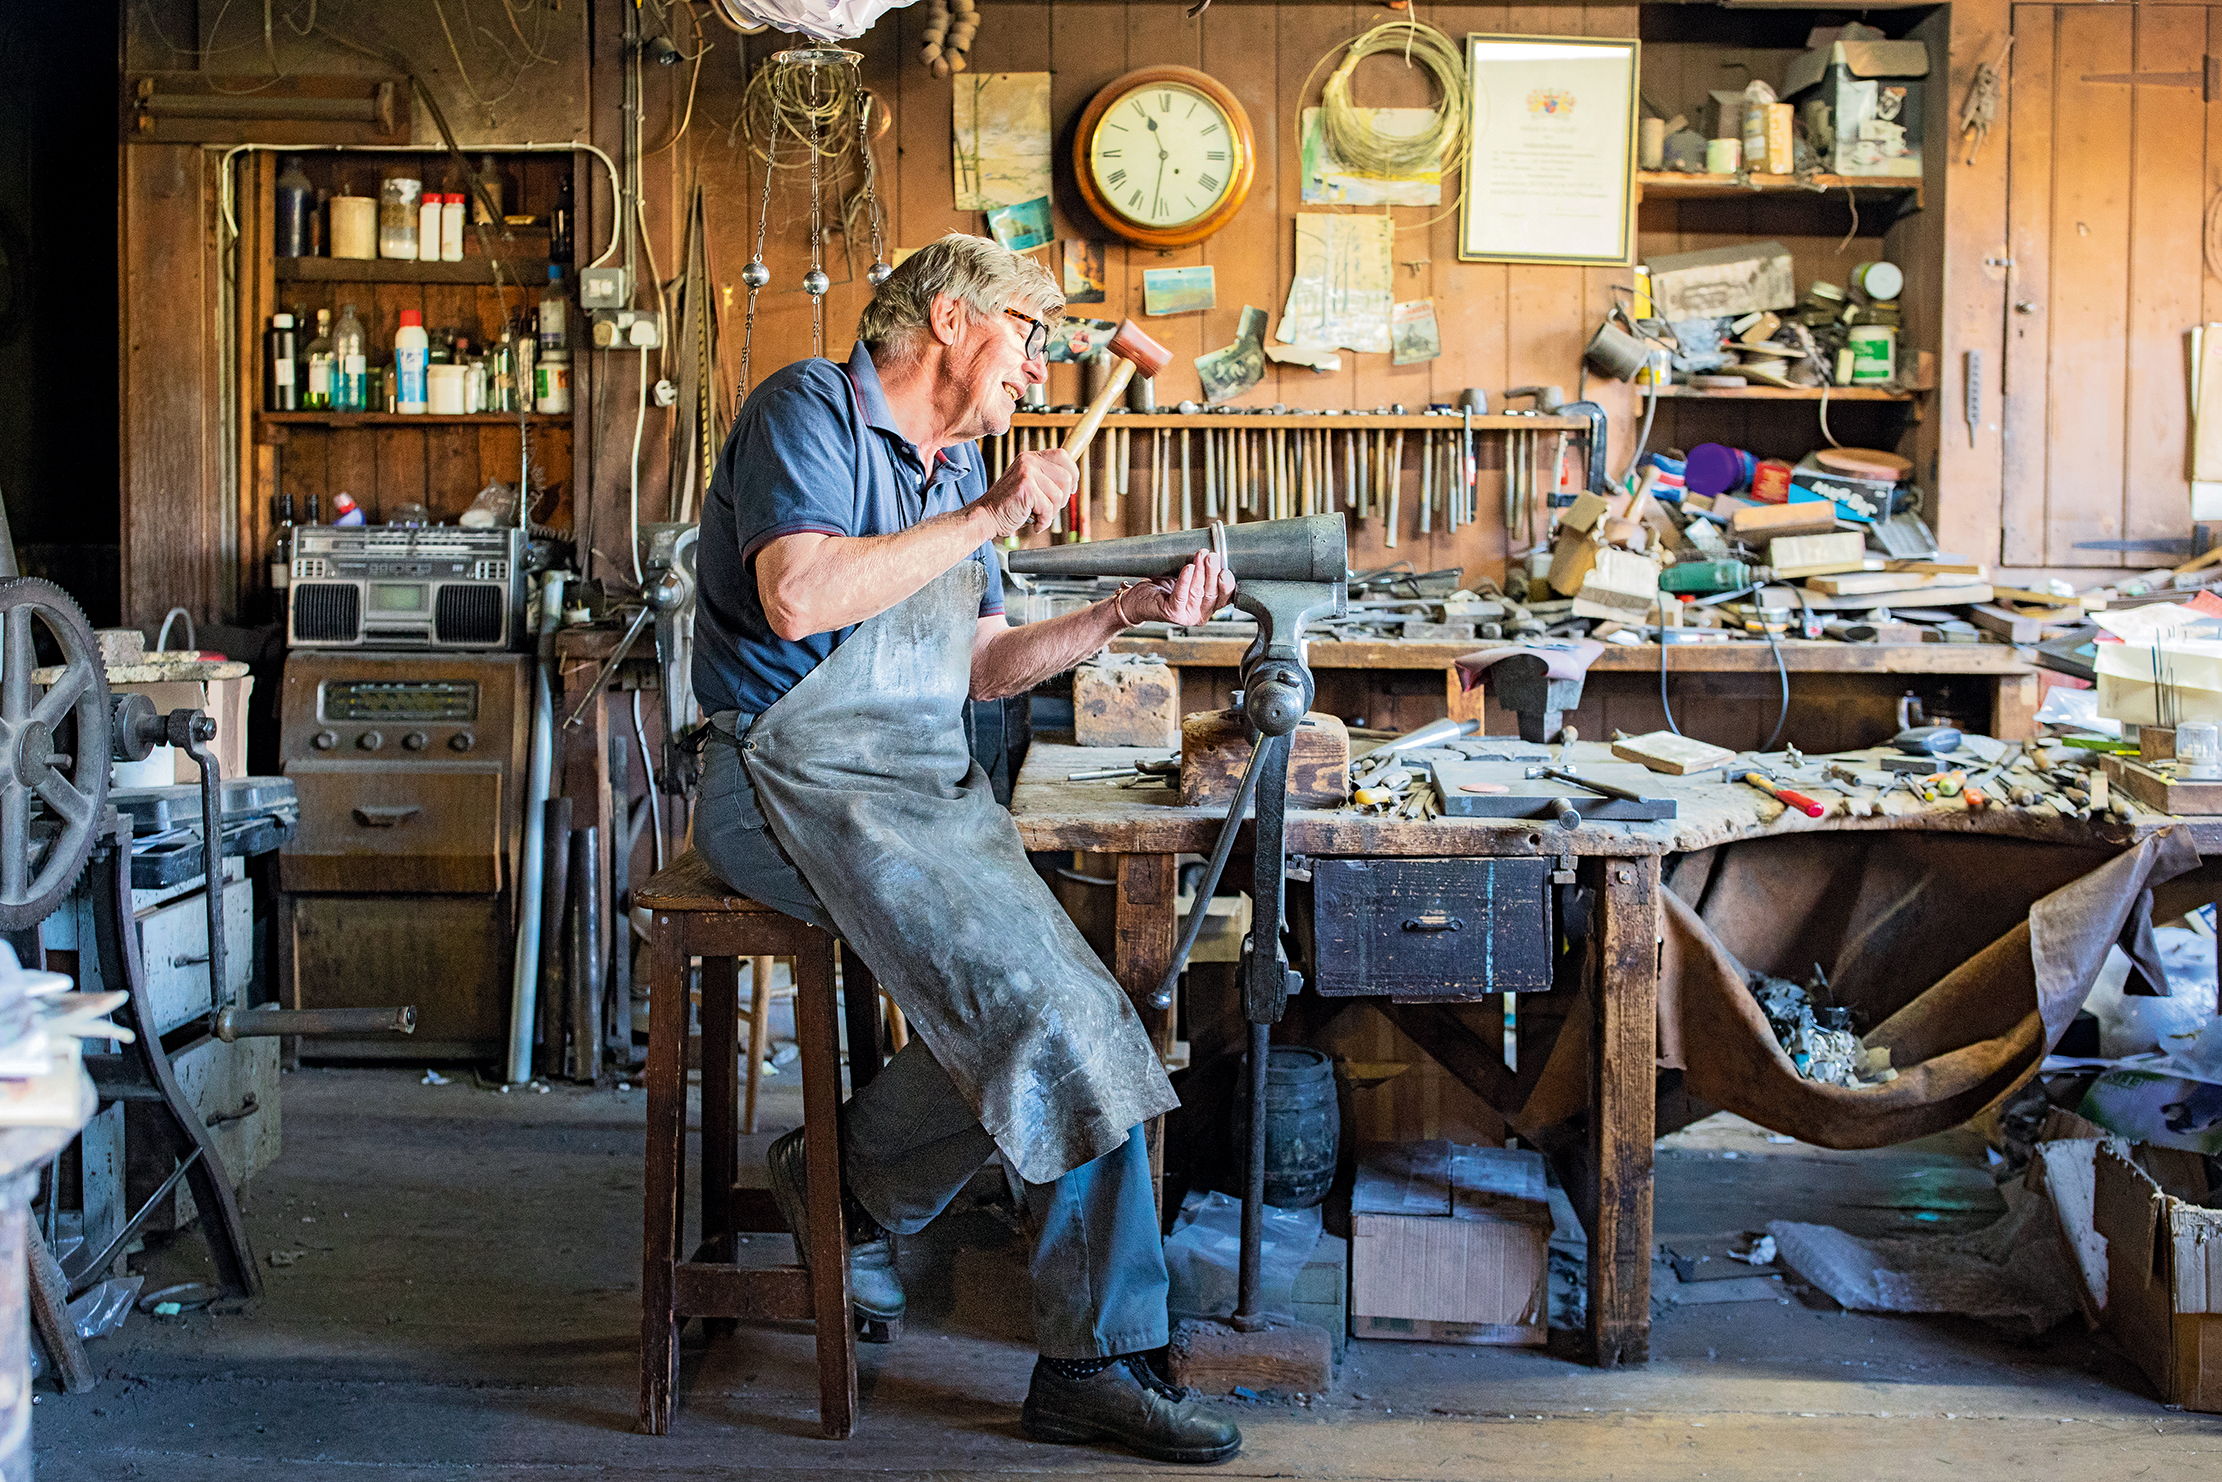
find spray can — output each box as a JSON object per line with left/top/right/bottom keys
{"left": 394, "top": 309, "right": 429, "bottom": 414}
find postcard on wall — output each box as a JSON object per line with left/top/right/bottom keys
{"left": 987, "top": 196, "right": 1053, "bottom": 253}
{"left": 1278, "top": 213, "right": 1393, "bottom": 356}
{"left": 1047, "top": 317, "right": 1117, "bottom": 363}
{"left": 1390, "top": 300, "right": 1442, "bottom": 366}
{"left": 1460, "top": 35, "right": 1638, "bottom": 266}
{"left": 1143, "top": 265, "right": 1216, "bottom": 317}
{"left": 953, "top": 72, "right": 1053, "bottom": 211}
{"left": 1298, "top": 107, "right": 1443, "bottom": 206}
{"left": 1062, "top": 241, "right": 1107, "bottom": 304}
{"left": 1195, "top": 305, "right": 1268, "bottom": 404}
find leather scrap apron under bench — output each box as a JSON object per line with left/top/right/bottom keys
{"left": 735, "top": 560, "right": 1176, "bottom": 1185}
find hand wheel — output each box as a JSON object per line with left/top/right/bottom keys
{"left": 0, "top": 578, "right": 110, "bottom": 930}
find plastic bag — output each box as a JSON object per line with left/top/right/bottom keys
{"left": 458, "top": 480, "right": 518, "bottom": 529}
{"left": 68, "top": 1275, "right": 143, "bottom": 1341}
{"left": 1163, "top": 1188, "right": 1321, "bottom": 1322}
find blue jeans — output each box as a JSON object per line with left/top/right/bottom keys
{"left": 697, "top": 717, "right": 1170, "bottom": 1360}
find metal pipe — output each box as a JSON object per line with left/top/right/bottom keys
{"left": 569, "top": 824, "right": 604, "bottom": 1082}
{"left": 536, "top": 797, "right": 574, "bottom": 1077}
{"left": 607, "top": 737, "right": 633, "bottom": 1064}
{"left": 506, "top": 576, "right": 565, "bottom": 1085}
{"left": 215, "top": 1005, "right": 417, "bottom": 1041}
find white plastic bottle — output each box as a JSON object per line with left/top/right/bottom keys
{"left": 440, "top": 193, "right": 465, "bottom": 262}
{"left": 418, "top": 190, "right": 442, "bottom": 263}
{"left": 394, "top": 309, "right": 429, "bottom": 414}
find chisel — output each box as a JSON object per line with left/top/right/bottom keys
{"left": 1734, "top": 767, "right": 1827, "bottom": 817}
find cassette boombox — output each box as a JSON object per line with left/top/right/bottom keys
{"left": 287, "top": 526, "right": 527, "bottom": 651}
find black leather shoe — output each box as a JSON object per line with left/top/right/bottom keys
{"left": 765, "top": 1126, "right": 905, "bottom": 1341}
{"left": 1021, "top": 1356, "right": 1242, "bottom": 1465}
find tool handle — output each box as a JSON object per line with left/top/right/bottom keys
{"left": 1061, "top": 359, "right": 1137, "bottom": 464}
{"left": 1772, "top": 784, "right": 1827, "bottom": 818}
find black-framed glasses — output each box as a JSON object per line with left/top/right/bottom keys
{"left": 1003, "top": 306, "right": 1050, "bottom": 362}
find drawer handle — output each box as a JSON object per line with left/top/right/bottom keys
{"left": 206, "top": 1092, "right": 259, "bottom": 1129}
{"left": 171, "top": 953, "right": 210, "bottom": 967}
{"left": 1402, "top": 914, "right": 1464, "bottom": 933}
{"left": 352, "top": 805, "right": 422, "bottom": 828}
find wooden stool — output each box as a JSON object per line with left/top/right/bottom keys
{"left": 637, "top": 850, "right": 886, "bottom": 1439}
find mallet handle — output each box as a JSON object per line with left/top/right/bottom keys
{"left": 1061, "top": 359, "right": 1137, "bottom": 463}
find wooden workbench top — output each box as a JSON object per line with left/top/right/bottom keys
{"left": 1011, "top": 740, "right": 2154, "bottom": 857}
{"left": 1108, "top": 635, "right": 2037, "bottom": 675}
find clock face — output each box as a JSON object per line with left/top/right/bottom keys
{"left": 1088, "top": 83, "right": 1239, "bottom": 231}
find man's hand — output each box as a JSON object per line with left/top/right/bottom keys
{"left": 973, "top": 449, "right": 1076, "bottom": 539}
{"left": 1123, "top": 551, "right": 1235, "bottom": 628}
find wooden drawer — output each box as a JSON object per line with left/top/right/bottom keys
{"left": 287, "top": 893, "right": 511, "bottom": 1058}
{"left": 138, "top": 868, "right": 253, "bottom": 1036}
{"left": 1306, "top": 857, "right": 1553, "bottom": 999}
{"left": 280, "top": 760, "right": 506, "bottom": 893}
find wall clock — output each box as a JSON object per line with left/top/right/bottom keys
{"left": 1073, "top": 66, "right": 1255, "bottom": 250}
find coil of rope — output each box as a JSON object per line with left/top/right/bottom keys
{"left": 1311, "top": 20, "right": 1469, "bottom": 182}
{"left": 741, "top": 51, "right": 862, "bottom": 172}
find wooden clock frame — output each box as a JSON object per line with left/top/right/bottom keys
{"left": 1072, "top": 65, "right": 1257, "bottom": 250}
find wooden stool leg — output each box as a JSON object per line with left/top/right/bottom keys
{"left": 793, "top": 936, "right": 858, "bottom": 1439}
{"left": 743, "top": 955, "right": 774, "bottom": 1134}
{"left": 699, "top": 956, "right": 740, "bottom": 1289}
{"left": 840, "top": 945, "right": 883, "bottom": 1095}
{"left": 639, "top": 929, "right": 689, "bottom": 1435}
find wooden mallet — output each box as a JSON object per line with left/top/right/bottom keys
{"left": 1062, "top": 319, "right": 1172, "bottom": 462}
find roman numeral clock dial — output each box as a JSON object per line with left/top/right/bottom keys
{"left": 1075, "top": 66, "right": 1255, "bottom": 250}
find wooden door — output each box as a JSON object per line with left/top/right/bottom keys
{"left": 2001, "top": 4, "right": 2218, "bottom": 569}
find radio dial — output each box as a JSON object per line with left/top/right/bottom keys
{"left": 357, "top": 731, "right": 384, "bottom": 751}
{"left": 312, "top": 730, "right": 338, "bottom": 751}
{"left": 402, "top": 731, "right": 429, "bottom": 751}
{"left": 448, "top": 732, "right": 475, "bottom": 753}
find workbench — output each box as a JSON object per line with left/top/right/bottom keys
{"left": 1010, "top": 736, "right": 2167, "bottom": 1368}
{"left": 1108, "top": 634, "right": 2043, "bottom": 753}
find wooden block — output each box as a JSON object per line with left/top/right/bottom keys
{"left": 1612, "top": 730, "right": 1736, "bottom": 775}
{"left": 1546, "top": 532, "right": 1600, "bottom": 597}
{"left": 2141, "top": 726, "right": 2178, "bottom": 764}
{"left": 1730, "top": 501, "right": 1838, "bottom": 538}
{"left": 1967, "top": 603, "right": 2054, "bottom": 645}
{"left": 1179, "top": 710, "right": 1349, "bottom": 808}
{"left": 1571, "top": 547, "right": 1661, "bottom": 621}
{"left": 1559, "top": 490, "right": 1611, "bottom": 534}
{"left": 1810, "top": 570, "right": 1939, "bottom": 595}
{"left": 1167, "top": 1317, "right": 1333, "bottom": 1393}
{"left": 1797, "top": 583, "right": 1994, "bottom": 610}
{"left": 1768, "top": 531, "right": 1865, "bottom": 578}
{"left": 1073, "top": 655, "right": 1180, "bottom": 748}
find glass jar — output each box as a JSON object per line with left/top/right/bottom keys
{"left": 379, "top": 174, "right": 423, "bottom": 260}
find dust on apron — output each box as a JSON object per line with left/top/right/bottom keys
{"left": 736, "top": 558, "right": 1176, "bottom": 1186}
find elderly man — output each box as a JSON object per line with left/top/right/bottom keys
{"left": 691, "top": 234, "right": 1239, "bottom": 1464}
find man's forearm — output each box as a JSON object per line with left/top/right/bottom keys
{"left": 760, "top": 505, "right": 1000, "bottom": 640}
{"left": 970, "top": 598, "right": 1128, "bottom": 700}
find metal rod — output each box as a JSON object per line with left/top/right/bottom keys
{"left": 215, "top": 1005, "right": 418, "bottom": 1040}
{"left": 1150, "top": 731, "right": 1277, "bottom": 1011}
{"left": 569, "top": 824, "right": 603, "bottom": 1082}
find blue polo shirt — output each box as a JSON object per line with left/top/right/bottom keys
{"left": 693, "top": 342, "right": 1004, "bottom": 717}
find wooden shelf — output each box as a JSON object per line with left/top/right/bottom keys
{"left": 274, "top": 257, "right": 553, "bottom": 285}
{"left": 258, "top": 411, "right": 569, "bottom": 427}
{"left": 1636, "top": 171, "right": 1924, "bottom": 210}
{"left": 1647, "top": 385, "right": 1915, "bottom": 403}
{"left": 1008, "top": 410, "right": 1592, "bottom": 432}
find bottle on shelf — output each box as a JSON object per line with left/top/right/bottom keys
{"left": 472, "top": 154, "right": 506, "bottom": 224}
{"left": 305, "top": 493, "right": 322, "bottom": 526}
{"left": 535, "top": 350, "right": 570, "bottom": 415}
{"left": 303, "top": 309, "right": 334, "bottom": 409}
{"left": 333, "top": 302, "right": 368, "bottom": 411}
{"left": 417, "top": 187, "right": 442, "bottom": 264}
{"left": 394, "top": 309, "right": 429, "bottom": 414}
{"left": 332, "top": 492, "right": 365, "bottom": 526}
{"left": 310, "top": 188, "right": 329, "bottom": 257}
{"left": 379, "top": 172, "right": 422, "bottom": 260}
{"left": 275, "top": 156, "right": 313, "bottom": 258}
{"left": 440, "top": 192, "right": 465, "bottom": 261}
{"left": 538, "top": 268, "right": 569, "bottom": 356}
{"left": 490, "top": 326, "right": 517, "bottom": 413}
{"left": 548, "top": 171, "right": 574, "bottom": 266}
{"left": 264, "top": 313, "right": 299, "bottom": 411}
{"left": 269, "top": 493, "right": 296, "bottom": 619}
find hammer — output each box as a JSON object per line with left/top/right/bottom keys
{"left": 1062, "top": 319, "right": 1171, "bottom": 464}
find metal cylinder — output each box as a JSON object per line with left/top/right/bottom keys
{"left": 1126, "top": 371, "right": 1155, "bottom": 413}
{"left": 215, "top": 1005, "right": 417, "bottom": 1041}
{"left": 535, "top": 797, "right": 573, "bottom": 1077}
{"left": 568, "top": 824, "right": 603, "bottom": 1083}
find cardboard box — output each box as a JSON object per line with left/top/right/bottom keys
{"left": 1291, "top": 1233, "right": 1349, "bottom": 1363}
{"left": 2093, "top": 1142, "right": 2222, "bottom": 1411}
{"left": 1350, "top": 1140, "right": 1550, "bottom": 1345}
{"left": 1785, "top": 40, "right": 1929, "bottom": 179}
{"left": 1644, "top": 241, "right": 1796, "bottom": 319}
{"left": 117, "top": 675, "right": 253, "bottom": 785}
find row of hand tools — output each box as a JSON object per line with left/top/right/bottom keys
{"left": 982, "top": 412, "right": 1569, "bottom": 547}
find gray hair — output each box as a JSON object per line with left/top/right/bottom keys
{"left": 856, "top": 233, "right": 1063, "bottom": 360}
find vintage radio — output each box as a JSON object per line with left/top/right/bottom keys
{"left": 287, "top": 525, "right": 526, "bottom": 651}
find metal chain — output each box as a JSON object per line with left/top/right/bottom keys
{"left": 808, "top": 68, "right": 825, "bottom": 358}
{"left": 738, "top": 94, "right": 779, "bottom": 408}
{"left": 854, "top": 72, "right": 886, "bottom": 269}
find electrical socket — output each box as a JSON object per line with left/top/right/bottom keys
{"left": 589, "top": 309, "right": 663, "bottom": 350}
{"left": 579, "top": 266, "right": 631, "bottom": 309}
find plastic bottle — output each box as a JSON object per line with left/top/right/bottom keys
{"left": 440, "top": 192, "right": 465, "bottom": 261}
{"left": 331, "top": 492, "right": 366, "bottom": 526}
{"left": 548, "top": 172, "right": 574, "bottom": 266}
{"left": 417, "top": 189, "right": 442, "bottom": 263}
{"left": 269, "top": 493, "right": 295, "bottom": 617}
{"left": 394, "top": 309, "right": 429, "bottom": 414}
{"left": 333, "top": 303, "right": 368, "bottom": 412}
{"left": 538, "top": 268, "right": 569, "bottom": 355}
{"left": 304, "top": 309, "right": 335, "bottom": 409}
{"left": 275, "top": 156, "right": 313, "bottom": 257}
{"left": 534, "top": 350, "right": 571, "bottom": 414}
{"left": 264, "top": 313, "right": 299, "bottom": 411}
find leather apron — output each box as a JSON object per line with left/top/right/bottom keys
{"left": 735, "top": 559, "right": 1177, "bottom": 1186}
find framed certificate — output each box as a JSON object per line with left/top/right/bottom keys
{"left": 1460, "top": 34, "right": 1640, "bottom": 267}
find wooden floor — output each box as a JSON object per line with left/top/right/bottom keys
{"left": 31, "top": 1068, "right": 2219, "bottom": 1481}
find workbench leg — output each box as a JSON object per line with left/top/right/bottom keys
{"left": 1993, "top": 672, "right": 2041, "bottom": 741}
{"left": 1588, "top": 856, "right": 1658, "bottom": 1368}
{"left": 1113, "top": 853, "right": 1177, "bottom": 1219}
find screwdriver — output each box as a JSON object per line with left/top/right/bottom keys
{"left": 1734, "top": 768, "right": 1827, "bottom": 818}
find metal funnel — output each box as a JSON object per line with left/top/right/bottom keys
{"left": 1005, "top": 514, "right": 1347, "bottom": 585}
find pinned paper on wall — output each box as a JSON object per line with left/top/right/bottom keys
{"left": 1279, "top": 213, "right": 1393, "bottom": 355}
{"left": 953, "top": 72, "right": 1052, "bottom": 210}
{"left": 1047, "top": 317, "right": 1116, "bottom": 363}
{"left": 1391, "top": 300, "right": 1442, "bottom": 366}
{"left": 1299, "top": 108, "right": 1443, "bottom": 205}
{"left": 1143, "top": 265, "right": 1216, "bottom": 317}
{"left": 1062, "top": 240, "right": 1107, "bottom": 304}
{"left": 986, "top": 196, "right": 1052, "bottom": 253}
{"left": 1196, "top": 306, "right": 1268, "bottom": 404}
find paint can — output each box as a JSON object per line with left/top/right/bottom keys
{"left": 1850, "top": 261, "right": 1904, "bottom": 302}
{"left": 1706, "top": 137, "right": 1742, "bottom": 174}
{"left": 1685, "top": 443, "right": 1757, "bottom": 497}
{"left": 1639, "top": 117, "right": 1666, "bottom": 171}
{"left": 330, "top": 195, "right": 378, "bottom": 260}
{"left": 1751, "top": 458, "right": 1795, "bottom": 504}
{"left": 1583, "top": 321, "right": 1650, "bottom": 382}
{"left": 1847, "top": 325, "right": 1897, "bottom": 385}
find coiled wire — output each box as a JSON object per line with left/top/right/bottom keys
{"left": 1313, "top": 21, "right": 1469, "bottom": 181}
